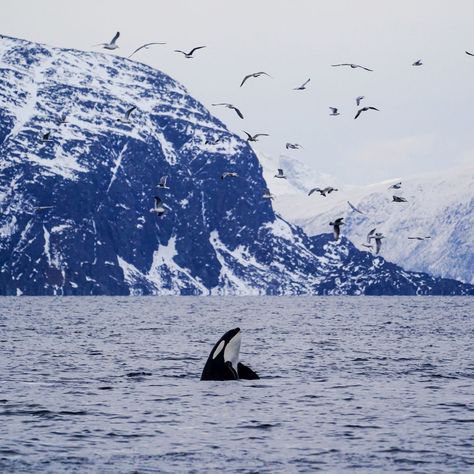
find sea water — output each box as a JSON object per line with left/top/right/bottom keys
{"left": 1, "top": 297, "right": 473, "bottom": 473}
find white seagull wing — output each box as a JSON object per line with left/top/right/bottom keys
{"left": 110, "top": 32, "right": 120, "bottom": 45}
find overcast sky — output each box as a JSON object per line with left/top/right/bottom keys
{"left": 2, "top": 0, "right": 474, "bottom": 184}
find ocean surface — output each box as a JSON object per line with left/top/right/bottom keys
{"left": 1, "top": 297, "right": 474, "bottom": 473}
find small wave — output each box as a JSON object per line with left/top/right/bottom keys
{"left": 126, "top": 371, "right": 152, "bottom": 378}
{"left": 344, "top": 424, "right": 381, "bottom": 429}
{"left": 241, "top": 422, "right": 281, "bottom": 430}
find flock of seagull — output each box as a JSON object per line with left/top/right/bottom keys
{"left": 88, "top": 32, "right": 471, "bottom": 252}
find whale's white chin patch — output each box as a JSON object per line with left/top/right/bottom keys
{"left": 212, "top": 340, "right": 225, "bottom": 359}
{"left": 224, "top": 331, "right": 241, "bottom": 369}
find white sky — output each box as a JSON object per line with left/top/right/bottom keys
{"left": 2, "top": 0, "right": 474, "bottom": 184}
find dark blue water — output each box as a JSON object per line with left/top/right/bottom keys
{"left": 1, "top": 297, "right": 474, "bottom": 473}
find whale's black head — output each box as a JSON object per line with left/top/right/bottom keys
{"left": 200, "top": 328, "right": 260, "bottom": 381}
{"left": 201, "top": 327, "right": 242, "bottom": 381}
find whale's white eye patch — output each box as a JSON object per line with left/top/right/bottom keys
{"left": 212, "top": 340, "right": 225, "bottom": 359}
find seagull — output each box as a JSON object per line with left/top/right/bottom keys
{"left": 211, "top": 103, "right": 244, "bottom": 119}
{"left": 94, "top": 32, "right": 120, "bottom": 50}
{"left": 240, "top": 72, "right": 271, "bottom": 87}
{"left": 329, "top": 107, "right": 340, "bottom": 116}
{"left": 348, "top": 201, "right": 365, "bottom": 214}
{"left": 157, "top": 175, "right": 169, "bottom": 189}
{"left": 205, "top": 137, "right": 221, "bottom": 145}
{"left": 150, "top": 196, "right": 166, "bottom": 216}
{"left": 286, "top": 143, "right": 302, "bottom": 150}
{"left": 367, "top": 228, "right": 377, "bottom": 243}
{"left": 41, "top": 131, "right": 51, "bottom": 141}
{"left": 362, "top": 243, "right": 374, "bottom": 250}
{"left": 466, "top": 51, "right": 474, "bottom": 56}
{"left": 308, "top": 188, "right": 325, "bottom": 196}
{"left": 354, "top": 106, "right": 379, "bottom": 120}
{"left": 57, "top": 114, "right": 67, "bottom": 125}
{"left": 33, "top": 206, "right": 54, "bottom": 211}
{"left": 117, "top": 106, "right": 136, "bottom": 123}
{"left": 274, "top": 169, "right": 287, "bottom": 179}
{"left": 263, "top": 188, "right": 274, "bottom": 199}
{"left": 408, "top": 236, "right": 431, "bottom": 241}
{"left": 412, "top": 59, "right": 423, "bottom": 66}
{"left": 329, "top": 217, "right": 344, "bottom": 240}
{"left": 128, "top": 42, "right": 166, "bottom": 59}
{"left": 331, "top": 63, "right": 373, "bottom": 71}
{"left": 174, "top": 46, "right": 206, "bottom": 58}
{"left": 392, "top": 195, "right": 408, "bottom": 203}
{"left": 243, "top": 131, "right": 269, "bottom": 142}
{"left": 372, "top": 233, "right": 385, "bottom": 255}
{"left": 293, "top": 78, "right": 310, "bottom": 90}
{"left": 308, "top": 187, "right": 338, "bottom": 197}
{"left": 388, "top": 182, "right": 402, "bottom": 190}
{"left": 356, "top": 96, "right": 365, "bottom": 106}
{"left": 221, "top": 172, "right": 238, "bottom": 180}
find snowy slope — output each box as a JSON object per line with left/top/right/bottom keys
{"left": 261, "top": 153, "right": 474, "bottom": 284}
{"left": 0, "top": 36, "right": 472, "bottom": 295}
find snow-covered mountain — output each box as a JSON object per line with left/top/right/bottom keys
{"left": 0, "top": 36, "right": 472, "bottom": 295}
{"left": 261, "top": 153, "right": 474, "bottom": 284}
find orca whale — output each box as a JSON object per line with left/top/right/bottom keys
{"left": 200, "top": 327, "right": 259, "bottom": 381}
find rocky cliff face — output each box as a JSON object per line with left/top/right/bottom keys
{"left": 0, "top": 36, "right": 471, "bottom": 295}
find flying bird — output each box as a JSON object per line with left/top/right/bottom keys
{"left": 211, "top": 103, "right": 244, "bottom": 119}
{"left": 57, "top": 114, "right": 67, "bottom": 125}
{"left": 205, "top": 136, "right": 221, "bottom": 145}
{"left": 354, "top": 106, "right": 379, "bottom": 119}
{"left": 117, "top": 106, "right": 136, "bottom": 123}
{"left": 372, "top": 233, "right": 385, "bottom": 255}
{"left": 150, "top": 196, "right": 167, "bottom": 216}
{"left": 41, "top": 131, "right": 51, "bottom": 141}
{"left": 367, "top": 228, "right": 377, "bottom": 244}
{"left": 388, "top": 182, "right": 402, "bottom": 190}
{"left": 331, "top": 63, "right": 373, "bottom": 71}
{"left": 293, "top": 78, "right": 310, "bottom": 90}
{"left": 362, "top": 243, "right": 374, "bottom": 250}
{"left": 408, "top": 236, "right": 431, "bottom": 241}
{"left": 329, "top": 217, "right": 344, "bottom": 240}
{"left": 286, "top": 143, "right": 302, "bottom": 150}
{"left": 33, "top": 206, "right": 54, "bottom": 212}
{"left": 174, "top": 46, "right": 206, "bottom": 58}
{"left": 329, "top": 107, "right": 340, "bottom": 116}
{"left": 308, "top": 187, "right": 338, "bottom": 197}
{"left": 412, "top": 59, "right": 423, "bottom": 66}
{"left": 240, "top": 71, "right": 271, "bottom": 87}
{"left": 94, "top": 32, "right": 120, "bottom": 50}
{"left": 392, "top": 195, "right": 408, "bottom": 203}
{"left": 348, "top": 201, "right": 365, "bottom": 214}
{"left": 274, "top": 169, "right": 287, "bottom": 179}
{"left": 466, "top": 51, "right": 474, "bottom": 56}
{"left": 356, "top": 96, "right": 365, "bottom": 106}
{"left": 221, "top": 172, "right": 238, "bottom": 180}
{"left": 157, "top": 176, "right": 169, "bottom": 189}
{"left": 128, "top": 42, "right": 166, "bottom": 59}
{"left": 243, "top": 131, "right": 269, "bottom": 142}
{"left": 263, "top": 188, "right": 274, "bottom": 199}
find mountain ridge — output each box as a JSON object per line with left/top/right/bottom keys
{"left": 261, "top": 152, "right": 474, "bottom": 284}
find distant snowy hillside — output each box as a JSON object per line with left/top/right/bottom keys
{"left": 0, "top": 36, "right": 472, "bottom": 295}
{"left": 262, "top": 154, "right": 474, "bottom": 284}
